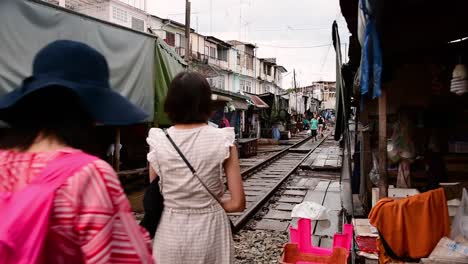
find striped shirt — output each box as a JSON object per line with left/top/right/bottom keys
{"left": 0, "top": 149, "right": 154, "bottom": 264}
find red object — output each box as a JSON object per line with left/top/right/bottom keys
{"left": 356, "top": 236, "right": 379, "bottom": 254}
{"left": 221, "top": 117, "right": 231, "bottom": 128}
{"left": 281, "top": 243, "right": 348, "bottom": 264}
{"left": 0, "top": 149, "right": 154, "bottom": 263}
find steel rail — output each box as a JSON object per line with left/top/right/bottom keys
{"left": 240, "top": 135, "right": 312, "bottom": 178}
{"left": 232, "top": 135, "right": 329, "bottom": 232}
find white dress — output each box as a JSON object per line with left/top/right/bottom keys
{"left": 147, "top": 126, "right": 235, "bottom": 264}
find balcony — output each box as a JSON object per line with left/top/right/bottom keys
{"left": 175, "top": 47, "right": 186, "bottom": 58}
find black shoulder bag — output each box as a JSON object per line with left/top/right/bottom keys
{"left": 164, "top": 129, "right": 236, "bottom": 233}
{"left": 140, "top": 175, "right": 164, "bottom": 238}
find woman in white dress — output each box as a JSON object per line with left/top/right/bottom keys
{"left": 147, "top": 72, "right": 246, "bottom": 264}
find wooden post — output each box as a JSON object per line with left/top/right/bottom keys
{"left": 114, "top": 127, "right": 121, "bottom": 172}
{"left": 378, "top": 89, "right": 388, "bottom": 198}
{"left": 185, "top": 0, "right": 191, "bottom": 62}
{"left": 359, "top": 101, "right": 373, "bottom": 210}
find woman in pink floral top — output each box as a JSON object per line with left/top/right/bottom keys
{"left": 0, "top": 40, "right": 153, "bottom": 263}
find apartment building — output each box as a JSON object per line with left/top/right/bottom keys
{"left": 42, "top": 0, "right": 287, "bottom": 96}
{"left": 147, "top": 16, "right": 194, "bottom": 58}
{"left": 299, "top": 81, "right": 336, "bottom": 111}
{"left": 43, "top": 0, "right": 147, "bottom": 32}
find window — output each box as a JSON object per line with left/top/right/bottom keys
{"left": 217, "top": 77, "right": 225, "bottom": 89}
{"left": 209, "top": 47, "right": 216, "bottom": 58}
{"left": 179, "top": 35, "right": 186, "bottom": 48}
{"left": 217, "top": 46, "right": 228, "bottom": 62}
{"left": 246, "top": 55, "right": 253, "bottom": 70}
{"left": 207, "top": 76, "right": 225, "bottom": 90}
{"left": 207, "top": 78, "right": 214, "bottom": 87}
{"left": 237, "top": 52, "right": 241, "bottom": 65}
{"left": 131, "top": 17, "right": 144, "bottom": 31}
{"left": 112, "top": 7, "right": 127, "bottom": 23}
{"left": 240, "top": 80, "right": 252, "bottom": 93}
{"left": 264, "top": 65, "right": 272, "bottom": 76}
{"left": 165, "top": 32, "right": 175, "bottom": 47}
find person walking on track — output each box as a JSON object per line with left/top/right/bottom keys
{"left": 318, "top": 115, "right": 325, "bottom": 138}
{"left": 0, "top": 40, "right": 153, "bottom": 263}
{"left": 303, "top": 116, "right": 310, "bottom": 130}
{"left": 147, "top": 72, "right": 246, "bottom": 264}
{"left": 310, "top": 115, "right": 319, "bottom": 141}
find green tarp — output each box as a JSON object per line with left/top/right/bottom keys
{"left": 153, "top": 39, "right": 187, "bottom": 126}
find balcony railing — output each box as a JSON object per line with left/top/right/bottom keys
{"left": 175, "top": 47, "right": 186, "bottom": 58}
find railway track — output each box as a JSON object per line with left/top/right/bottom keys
{"left": 228, "top": 135, "right": 328, "bottom": 232}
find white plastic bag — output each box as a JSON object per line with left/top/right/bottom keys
{"left": 451, "top": 188, "right": 468, "bottom": 242}
{"left": 291, "top": 201, "right": 330, "bottom": 220}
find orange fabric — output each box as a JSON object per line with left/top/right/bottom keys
{"left": 376, "top": 238, "right": 402, "bottom": 264}
{"left": 369, "top": 188, "right": 450, "bottom": 260}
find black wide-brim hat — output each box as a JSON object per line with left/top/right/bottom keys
{"left": 0, "top": 40, "right": 148, "bottom": 125}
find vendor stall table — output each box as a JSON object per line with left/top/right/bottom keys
{"left": 237, "top": 138, "right": 258, "bottom": 158}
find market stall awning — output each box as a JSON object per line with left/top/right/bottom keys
{"left": 246, "top": 94, "right": 269, "bottom": 108}
{"left": 211, "top": 94, "right": 232, "bottom": 102}
{"left": 230, "top": 99, "right": 249, "bottom": 110}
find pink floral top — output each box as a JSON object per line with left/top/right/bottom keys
{"left": 0, "top": 148, "right": 154, "bottom": 264}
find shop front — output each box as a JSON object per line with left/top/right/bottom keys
{"left": 338, "top": 0, "right": 468, "bottom": 262}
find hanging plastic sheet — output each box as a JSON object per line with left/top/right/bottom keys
{"left": 153, "top": 39, "right": 187, "bottom": 125}
{"left": 332, "top": 21, "right": 348, "bottom": 141}
{"left": 359, "top": 0, "right": 382, "bottom": 99}
{"left": 0, "top": 0, "right": 156, "bottom": 120}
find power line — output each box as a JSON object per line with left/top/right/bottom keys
{"left": 319, "top": 44, "right": 332, "bottom": 73}
{"left": 256, "top": 43, "right": 331, "bottom": 49}
{"left": 249, "top": 26, "right": 344, "bottom": 32}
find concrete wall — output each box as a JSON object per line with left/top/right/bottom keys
{"left": 108, "top": 1, "right": 146, "bottom": 32}
{"left": 74, "top": 1, "right": 110, "bottom": 21}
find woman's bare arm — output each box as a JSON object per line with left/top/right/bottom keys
{"left": 149, "top": 165, "right": 157, "bottom": 183}
{"left": 222, "top": 146, "right": 246, "bottom": 213}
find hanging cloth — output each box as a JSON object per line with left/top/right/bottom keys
{"left": 360, "top": 0, "right": 382, "bottom": 99}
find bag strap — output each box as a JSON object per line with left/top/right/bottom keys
{"left": 31, "top": 151, "right": 98, "bottom": 186}
{"left": 0, "top": 151, "right": 98, "bottom": 262}
{"left": 163, "top": 129, "right": 222, "bottom": 204}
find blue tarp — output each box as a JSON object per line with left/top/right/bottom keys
{"left": 360, "top": 0, "right": 382, "bottom": 99}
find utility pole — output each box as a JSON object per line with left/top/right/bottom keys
{"left": 185, "top": 0, "right": 191, "bottom": 62}
{"left": 293, "top": 69, "right": 298, "bottom": 122}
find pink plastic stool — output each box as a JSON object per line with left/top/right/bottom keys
{"left": 289, "top": 218, "right": 353, "bottom": 258}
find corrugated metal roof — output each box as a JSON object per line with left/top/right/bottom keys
{"left": 246, "top": 94, "right": 269, "bottom": 108}
{"left": 230, "top": 99, "right": 249, "bottom": 110}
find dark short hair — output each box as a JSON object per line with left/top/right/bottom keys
{"left": 164, "top": 72, "right": 212, "bottom": 124}
{"left": 0, "top": 86, "right": 95, "bottom": 152}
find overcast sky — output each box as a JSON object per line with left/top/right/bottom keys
{"left": 146, "top": 0, "right": 349, "bottom": 88}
